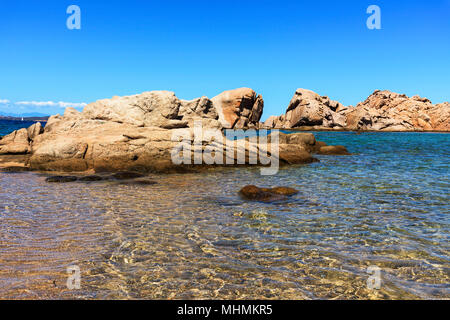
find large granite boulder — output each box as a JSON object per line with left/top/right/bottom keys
{"left": 82, "top": 91, "right": 222, "bottom": 130}
{"left": 266, "top": 89, "right": 347, "bottom": 129}
{"left": 211, "top": 88, "right": 264, "bottom": 129}
{"left": 27, "top": 122, "right": 44, "bottom": 141}
{"left": 0, "top": 122, "right": 44, "bottom": 155}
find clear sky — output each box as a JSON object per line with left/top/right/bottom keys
{"left": 0, "top": 0, "right": 449, "bottom": 119}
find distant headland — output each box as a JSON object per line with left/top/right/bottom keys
{"left": 0, "top": 115, "right": 49, "bottom": 122}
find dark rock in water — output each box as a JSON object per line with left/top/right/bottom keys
{"left": 318, "top": 145, "right": 351, "bottom": 155}
{"left": 262, "top": 187, "right": 299, "bottom": 196}
{"left": 118, "top": 179, "right": 157, "bottom": 185}
{"left": 46, "top": 176, "right": 78, "bottom": 183}
{"left": 239, "top": 185, "right": 265, "bottom": 200}
{"left": 78, "top": 175, "right": 104, "bottom": 182}
{"left": 0, "top": 166, "right": 30, "bottom": 172}
{"left": 315, "top": 141, "right": 327, "bottom": 148}
{"left": 239, "top": 185, "right": 298, "bottom": 202}
{"left": 110, "top": 172, "right": 146, "bottom": 180}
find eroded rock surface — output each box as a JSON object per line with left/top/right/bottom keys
{"left": 0, "top": 128, "right": 31, "bottom": 155}
{"left": 264, "top": 89, "right": 347, "bottom": 129}
{"left": 212, "top": 88, "right": 264, "bottom": 129}
{"left": 0, "top": 89, "right": 349, "bottom": 173}
{"left": 345, "top": 90, "right": 450, "bottom": 131}
{"left": 264, "top": 89, "right": 449, "bottom": 132}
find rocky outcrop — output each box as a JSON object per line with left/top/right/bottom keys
{"left": 345, "top": 90, "right": 450, "bottom": 131}
{"left": 0, "top": 121, "right": 44, "bottom": 155}
{"left": 81, "top": 91, "right": 222, "bottom": 130}
{"left": 0, "top": 86, "right": 356, "bottom": 173}
{"left": 211, "top": 88, "right": 264, "bottom": 129}
{"left": 264, "top": 89, "right": 449, "bottom": 132}
{"left": 265, "top": 89, "right": 347, "bottom": 129}
{"left": 0, "top": 89, "right": 347, "bottom": 173}
{"left": 0, "top": 128, "right": 32, "bottom": 155}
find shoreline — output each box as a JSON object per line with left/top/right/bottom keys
{"left": 254, "top": 127, "right": 450, "bottom": 133}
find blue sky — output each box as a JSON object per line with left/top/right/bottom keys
{"left": 0, "top": 0, "right": 449, "bottom": 119}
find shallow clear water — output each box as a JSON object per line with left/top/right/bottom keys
{"left": 0, "top": 132, "right": 449, "bottom": 299}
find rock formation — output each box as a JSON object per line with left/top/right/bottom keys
{"left": 264, "top": 89, "right": 347, "bottom": 129}
{"left": 211, "top": 87, "right": 264, "bottom": 129}
{"left": 0, "top": 88, "right": 345, "bottom": 173}
{"left": 264, "top": 89, "right": 449, "bottom": 132}
{"left": 345, "top": 90, "right": 450, "bottom": 131}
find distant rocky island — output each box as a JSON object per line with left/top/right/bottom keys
{"left": 0, "top": 87, "right": 448, "bottom": 173}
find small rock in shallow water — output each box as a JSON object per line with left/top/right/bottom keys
{"left": 111, "top": 172, "right": 146, "bottom": 180}
{"left": 262, "top": 187, "right": 299, "bottom": 196}
{"left": 118, "top": 179, "right": 157, "bottom": 185}
{"left": 239, "top": 185, "right": 267, "bottom": 200}
{"left": 46, "top": 176, "right": 78, "bottom": 183}
{"left": 239, "top": 185, "right": 298, "bottom": 202}
{"left": 78, "top": 175, "right": 104, "bottom": 182}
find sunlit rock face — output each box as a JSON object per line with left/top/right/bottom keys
{"left": 1, "top": 89, "right": 337, "bottom": 173}
{"left": 264, "top": 89, "right": 449, "bottom": 132}
{"left": 211, "top": 87, "right": 264, "bottom": 129}
{"left": 264, "top": 89, "right": 347, "bottom": 129}
{"left": 345, "top": 90, "right": 450, "bottom": 131}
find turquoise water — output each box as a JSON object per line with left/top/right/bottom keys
{"left": 0, "top": 129, "right": 448, "bottom": 299}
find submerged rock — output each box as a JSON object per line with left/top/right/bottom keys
{"left": 317, "top": 145, "right": 351, "bottom": 155}
{"left": 45, "top": 176, "right": 78, "bottom": 183}
{"left": 0, "top": 166, "right": 30, "bottom": 172}
{"left": 262, "top": 187, "right": 299, "bottom": 196}
{"left": 111, "top": 172, "right": 146, "bottom": 180}
{"left": 78, "top": 175, "right": 104, "bottom": 182}
{"left": 118, "top": 179, "right": 157, "bottom": 185}
{"left": 239, "top": 185, "right": 299, "bottom": 202}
